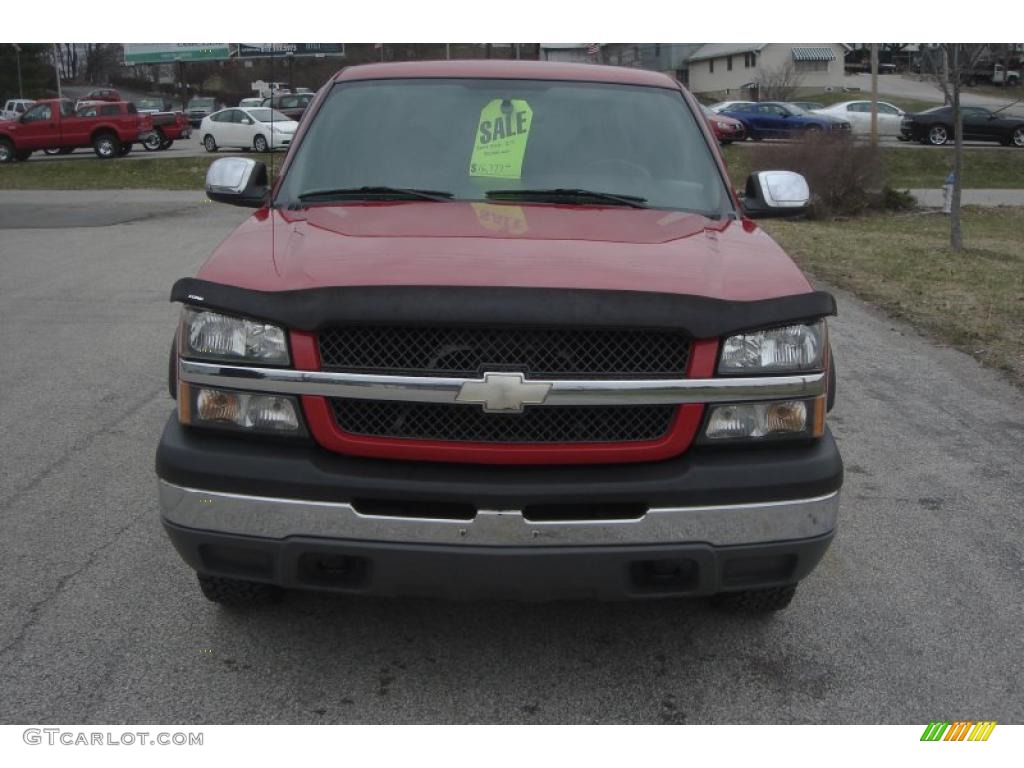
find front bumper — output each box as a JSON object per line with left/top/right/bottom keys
{"left": 268, "top": 132, "right": 293, "bottom": 149}
{"left": 156, "top": 416, "right": 842, "bottom": 599}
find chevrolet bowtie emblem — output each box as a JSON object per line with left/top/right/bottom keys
{"left": 455, "top": 372, "right": 552, "bottom": 413}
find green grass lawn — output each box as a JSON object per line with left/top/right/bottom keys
{"left": 720, "top": 144, "right": 1024, "bottom": 190}
{"left": 763, "top": 208, "right": 1024, "bottom": 385}
{"left": 0, "top": 152, "right": 278, "bottom": 190}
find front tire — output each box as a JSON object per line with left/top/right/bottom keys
{"left": 1011, "top": 126, "right": 1024, "bottom": 148}
{"left": 710, "top": 584, "right": 797, "bottom": 613}
{"left": 0, "top": 139, "right": 13, "bottom": 164}
{"left": 197, "top": 574, "right": 284, "bottom": 608}
{"left": 142, "top": 131, "right": 164, "bottom": 151}
{"left": 927, "top": 124, "right": 950, "bottom": 146}
{"left": 253, "top": 134, "right": 268, "bottom": 153}
{"left": 93, "top": 132, "right": 119, "bottom": 159}
{"left": 203, "top": 134, "right": 218, "bottom": 153}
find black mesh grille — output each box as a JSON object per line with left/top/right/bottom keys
{"left": 329, "top": 400, "right": 677, "bottom": 444}
{"left": 318, "top": 326, "right": 691, "bottom": 379}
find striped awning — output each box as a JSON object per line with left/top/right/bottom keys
{"left": 791, "top": 47, "right": 837, "bottom": 62}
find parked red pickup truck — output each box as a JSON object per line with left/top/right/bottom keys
{"left": 0, "top": 98, "right": 154, "bottom": 161}
{"left": 158, "top": 61, "right": 842, "bottom": 613}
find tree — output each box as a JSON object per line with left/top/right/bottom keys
{"left": 0, "top": 44, "right": 56, "bottom": 101}
{"left": 756, "top": 61, "right": 804, "bottom": 101}
{"left": 921, "top": 44, "right": 988, "bottom": 251}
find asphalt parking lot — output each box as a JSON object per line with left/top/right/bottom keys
{"left": 0, "top": 191, "right": 1022, "bottom": 724}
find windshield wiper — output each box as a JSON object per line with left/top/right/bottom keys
{"left": 485, "top": 188, "right": 648, "bottom": 209}
{"left": 295, "top": 186, "right": 454, "bottom": 205}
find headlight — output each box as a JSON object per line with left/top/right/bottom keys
{"left": 718, "top": 322, "right": 824, "bottom": 374}
{"left": 179, "top": 308, "right": 289, "bottom": 365}
{"left": 179, "top": 383, "right": 306, "bottom": 436}
{"left": 700, "top": 397, "right": 825, "bottom": 443}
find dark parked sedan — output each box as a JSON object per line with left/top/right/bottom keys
{"left": 900, "top": 105, "right": 1024, "bottom": 147}
{"left": 720, "top": 102, "right": 850, "bottom": 140}
{"left": 260, "top": 92, "right": 315, "bottom": 122}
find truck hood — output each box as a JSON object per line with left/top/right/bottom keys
{"left": 197, "top": 201, "right": 812, "bottom": 302}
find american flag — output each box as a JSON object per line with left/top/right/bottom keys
{"left": 587, "top": 43, "right": 600, "bottom": 57}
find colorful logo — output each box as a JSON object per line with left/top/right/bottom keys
{"left": 921, "top": 721, "right": 997, "bottom": 741}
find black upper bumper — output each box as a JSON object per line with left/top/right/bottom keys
{"left": 155, "top": 415, "right": 843, "bottom": 510}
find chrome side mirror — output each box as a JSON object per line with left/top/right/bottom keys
{"left": 742, "top": 171, "right": 810, "bottom": 218}
{"left": 205, "top": 157, "right": 269, "bottom": 208}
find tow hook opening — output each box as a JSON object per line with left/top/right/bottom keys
{"left": 629, "top": 557, "right": 699, "bottom": 592}
{"left": 297, "top": 553, "right": 370, "bottom": 588}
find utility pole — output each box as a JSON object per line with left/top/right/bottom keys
{"left": 869, "top": 43, "right": 879, "bottom": 147}
{"left": 53, "top": 43, "right": 62, "bottom": 98}
{"left": 13, "top": 44, "right": 23, "bottom": 98}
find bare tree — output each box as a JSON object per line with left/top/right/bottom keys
{"left": 922, "top": 44, "right": 988, "bottom": 250}
{"left": 756, "top": 61, "right": 804, "bottom": 101}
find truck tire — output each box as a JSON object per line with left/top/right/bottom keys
{"left": 203, "top": 134, "right": 218, "bottom": 152}
{"left": 159, "top": 138, "right": 174, "bottom": 150}
{"left": 118, "top": 142, "right": 133, "bottom": 156}
{"left": 142, "top": 131, "right": 164, "bottom": 151}
{"left": 710, "top": 584, "right": 797, "bottom": 613}
{"left": 93, "top": 132, "right": 119, "bottom": 159}
{"left": 0, "top": 139, "right": 14, "bottom": 164}
{"left": 44, "top": 147, "right": 62, "bottom": 155}
{"left": 197, "top": 574, "right": 284, "bottom": 607}
{"left": 253, "top": 134, "right": 268, "bottom": 153}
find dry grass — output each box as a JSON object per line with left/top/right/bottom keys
{"left": 763, "top": 207, "right": 1024, "bottom": 385}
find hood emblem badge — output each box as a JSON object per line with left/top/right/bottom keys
{"left": 455, "top": 372, "right": 552, "bottom": 413}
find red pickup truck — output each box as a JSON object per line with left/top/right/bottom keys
{"left": 0, "top": 98, "right": 154, "bottom": 161}
{"left": 158, "top": 61, "right": 842, "bottom": 613}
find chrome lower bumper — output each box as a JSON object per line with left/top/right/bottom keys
{"left": 158, "top": 480, "right": 839, "bottom": 547}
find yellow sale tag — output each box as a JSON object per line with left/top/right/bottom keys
{"left": 469, "top": 99, "right": 533, "bottom": 179}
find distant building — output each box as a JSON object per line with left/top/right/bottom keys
{"left": 686, "top": 43, "right": 850, "bottom": 97}
{"left": 539, "top": 44, "right": 703, "bottom": 83}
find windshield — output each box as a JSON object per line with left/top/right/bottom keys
{"left": 188, "top": 98, "right": 215, "bottom": 108}
{"left": 247, "top": 108, "right": 291, "bottom": 123}
{"left": 276, "top": 79, "right": 730, "bottom": 216}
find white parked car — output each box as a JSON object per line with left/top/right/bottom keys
{"left": 813, "top": 100, "right": 905, "bottom": 137}
{"left": 2, "top": 99, "right": 35, "bottom": 121}
{"left": 200, "top": 107, "right": 298, "bottom": 153}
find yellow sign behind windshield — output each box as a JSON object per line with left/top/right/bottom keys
{"left": 469, "top": 99, "right": 533, "bottom": 179}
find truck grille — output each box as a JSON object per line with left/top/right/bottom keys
{"left": 329, "top": 399, "right": 677, "bottom": 444}
{"left": 318, "top": 326, "right": 691, "bottom": 379}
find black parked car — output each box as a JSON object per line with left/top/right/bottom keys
{"left": 900, "top": 105, "right": 1024, "bottom": 147}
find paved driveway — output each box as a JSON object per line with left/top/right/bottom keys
{"left": 0, "top": 192, "right": 1021, "bottom": 723}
